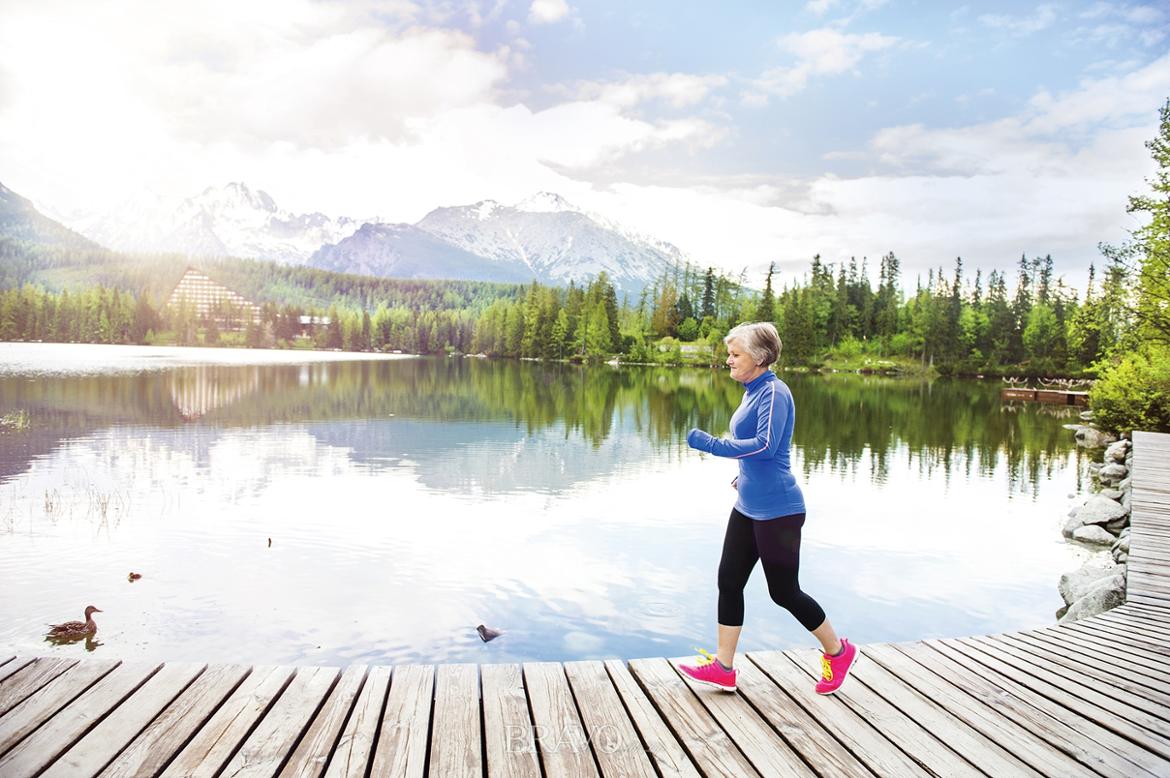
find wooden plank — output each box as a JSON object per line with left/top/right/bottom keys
{"left": 627, "top": 657, "right": 758, "bottom": 778}
{"left": 323, "top": 665, "right": 390, "bottom": 778}
{"left": 666, "top": 657, "right": 815, "bottom": 778}
{"left": 925, "top": 640, "right": 1170, "bottom": 777}
{"left": 947, "top": 638, "right": 1170, "bottom": 760}
{"left": 775, "top": 649, "right": 984, "bottom": 778}
{"left": 1019, "top": 628, "right": 1170, "bottom": 692}
{"left": 1123, "top": 603, "right": 1170, "bottom": 626}
{"left": 1055, "top": 622, "right": 1170, "bottom": 672}
{"left": 0, "top": 662, "right": 161, "bottom": 777}
{"left": 42, "top": 663, "right": 204, "bottom": 778}
{"left": 99, "top": 664, "right": 251, "bottom": 778}
{"left": 0, "top": 659, "right": 118, "bottom": 759}
{"left": 868, "top": 643, "right": 1099, "bottom": 777}
{"left": 161, "top": 665, "right": 296, "bottom": 778}
{"left": 481, "top": 664, "right": 541, "bottom": 778}
{"left": 368, "top": 664, "right": 432, "bottom": 778}
{"left": 1072, "top": 619, "right": 1170, "bottom": 659}
{"left": 0, "top": 658, "right": 78, "bottom": 717}
{"left": 746, "top": 650, "right": 928, "bottom": 778}
{"left": 1092, "top": 612, "right": 1170, "bottom": 647}
{"left": 602, "top": 659, "right": 700, "bottom": 778}
{"left": 429, "top": 664, "right": 481, "bottom": 778}
{"left": 564, "top": 660, "right": 657, "bottom": 778}
{"left": 280, "top": 665, "right": 367, "bottom": 778}
{"left": 523, "top": 661, "right": 599, "bottom": 778}
{"left": 221, "top": 665, "right": 340, "bottom": 777}
{"left": 794, "top": 644, "right": 1041, "bottom": 777}
{"left": 0, "top": 658, "right": 36, "bottom": 687}
{"left": 965, "top": 635, "right": 1170, "bottom": 734}
{"left": 1005, "top": 631, "right": 1170, "bottom": 702}
{"left": 719, "top": 656, "right": 873, "bottom": 777}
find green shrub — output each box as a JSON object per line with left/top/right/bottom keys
{"left": 1089, "top": 343, "right": 1170, "bottom": 433}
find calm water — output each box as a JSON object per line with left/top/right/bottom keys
{"left": 0, "top": 343, "right": 1097, "bottom": 666}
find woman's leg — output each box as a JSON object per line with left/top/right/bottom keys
{"left": 753, "top": 513, "right": 840, "bottom": 653}
{"left": 715, "top": 508, "right": 759, "bottom": 667}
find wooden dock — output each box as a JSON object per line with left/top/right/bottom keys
{"left": 1000, "top": 387, "right": 1090, "bottom": 406}
{"left": 2, "top": 433, "right": 1168, "bottom": 777}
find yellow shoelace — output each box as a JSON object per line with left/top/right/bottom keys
{"left": 693, "top": 647, "right": 717, "bottom": 666}
{"left": 821, "top": 654, "right": 833, "bottom": 681}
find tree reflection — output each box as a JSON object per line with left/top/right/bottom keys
{"left": 0, "top": 359, "right": 1077, "bottom": 492}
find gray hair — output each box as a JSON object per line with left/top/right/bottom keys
{"left": 724, "top": 322, "right": 782, "bottom": 367}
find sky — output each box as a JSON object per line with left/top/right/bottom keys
{"left": 1, "top": 0, "right": 1169, "bottom": 289}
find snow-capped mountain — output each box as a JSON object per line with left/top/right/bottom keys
{"left": 309, "top": 222, "right": 534, "bottom": 284}
{"left": 0, "top": 181, "right": 98, "bottom": 250}
{"left": 409, "top": 192, "right": 681, "bottom": 292}
{"left": 73, "top": 183, "right": 364, "bottom": 264}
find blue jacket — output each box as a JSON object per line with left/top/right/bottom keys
{"left": 686, "top": 371, "right": 805, "bottom": 519}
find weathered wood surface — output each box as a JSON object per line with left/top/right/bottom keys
{"left": 2, "top": 432, "right": 1168, "bottom": 776}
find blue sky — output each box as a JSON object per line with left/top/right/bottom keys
{"left": 1, "top": 0, "right": 1168, "bottom": 288}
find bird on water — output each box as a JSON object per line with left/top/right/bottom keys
{"left": 45, "top": 605, "right": 102, "bottom": 641}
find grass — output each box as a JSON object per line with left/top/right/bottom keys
{"left": 0, "top": 410, "right": 31, "bottom": 433}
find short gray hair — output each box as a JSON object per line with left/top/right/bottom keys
{"left": 724, "top": 322, "right": 782, "bottom": 367}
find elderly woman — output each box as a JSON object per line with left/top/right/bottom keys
{"left": 680, "top": 321, "right": 857, "bottom": 694}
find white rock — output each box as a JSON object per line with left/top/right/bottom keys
{"left": 1104, "top": 440, "right": 1130, "bottom": 462}
{"left": 1059, "top": 562, "right": 1125, "bottom": 605}
{"left": 1074, "top": 495, "right": 1129, "bottom": 526}
{"left": 1075, "top": 427, "right": 1118, "bottom": 448}
{"left": 1062, "top": 515, "right": 1085, "bottom": 538}
{"left": 1058, "top": 574, "right": 1126, "bottom": 623}
{"left": 1098, "top": 463, "right": 1128, "bottom": 482}
{"left": 1073, "top": 525, "right": 1117, "bottom": 545}
{"left": 1099, "top": 488, "right": 1124, "bottom": 500}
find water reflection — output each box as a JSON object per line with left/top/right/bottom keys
{"left": 1, "top": 358, "right": 1077, "bottom": 496}
{"left": 0, "top": 346, "right": 1090, "bottom": 666}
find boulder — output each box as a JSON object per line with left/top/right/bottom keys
{"left": 1104, "top": 515, "right": 1130, "bottom": 534}
{"left": 1118, "top": 476, "right": 1132, "bottom": 491}
{"left": 1104, "top": 440, "right": 1130, "bottom": 463}
{"left": 1061, "top": 515, "right": 1085, "bottom": 538}
{"left": 1058, "top": 574, "right": 1125, "bottom": 624}
{"left": 1098, "top": 463, "right": 1128, "bottom": 482}
{"left": 1099, "top": 488, "right": 1124, "bottom": 501}
{"left": 1112, "top": 535, "right": 1131, "bottom": 555}
{"left": 1073, "top": 495, "right": 1129, "bottom": 526}
{"left": 1073, "top": 525, "right": 1117, "bottom": 545}
{"left": 1059, "top": 562, "right": 1125, "bottom": 605}
{"left": 1075, "top": 427, "right": 1117, "bottom": 448}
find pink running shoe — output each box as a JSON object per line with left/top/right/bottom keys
{"left": 816, "top": 638, "right": 859, "bottom": 695}
{"left": 678, "top": 648, "right": 737, "bottom": 692}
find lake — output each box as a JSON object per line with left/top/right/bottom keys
{"left": 0, "top": 342, "right": 1097, "bottom": 667}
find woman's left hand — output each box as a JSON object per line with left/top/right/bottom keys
{"left": 686, "top": 428, "right": 715, "bottom": 451}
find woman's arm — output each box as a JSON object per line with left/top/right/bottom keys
{"left": 686, "top": 384, "right": 782, "bottom": 460}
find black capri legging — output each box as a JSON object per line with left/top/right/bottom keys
{"left": 717, "top": 508, "right": 826, "bottom": 631}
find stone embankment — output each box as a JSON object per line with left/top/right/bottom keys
{"left": 1057, "top": 430, "right": 1132, "bottom": 623}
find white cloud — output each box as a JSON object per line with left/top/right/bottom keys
{"left": 979, "top": 3, "right": 1059, "bottom": 35}
{"left": 529, "top": 0, "right": 571, "bottom": 24}
{"left": 745, "top": 28, "right": 899, "bottom": 104}
{"left": 805, "top": 0, "right": 839, "bottom": 15}
{"left": 573, "top": 72, "right": 729, "bottom": 109}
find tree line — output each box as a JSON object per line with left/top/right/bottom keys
{"left": 0, "top": 250, "right": 1128, "bottom": 377}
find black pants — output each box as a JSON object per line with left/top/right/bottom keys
{"left": 717, "top": 508, "right": 826, "bottom": 631}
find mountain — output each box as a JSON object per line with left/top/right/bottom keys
{"left": 310, "top": 192, "right": 681, "bottom": 293}
{"left": 0, "top": 182, "right": 100, "bottom": 249}
{"left": 309, "top": 222, "right": 534, "bottom": 284}
{"left": 73, "top": 183, "right": 363, "bottom": 264}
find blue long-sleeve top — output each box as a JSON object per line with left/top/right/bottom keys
{"left": 686, "top": 370, "right": 805, "bottom": 519}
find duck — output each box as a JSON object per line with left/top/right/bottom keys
{"left": 476, "top": 624, "right": 502, "bottom": 642}
{"left": 46, "top": 606, "right": 102, "bottom": 640}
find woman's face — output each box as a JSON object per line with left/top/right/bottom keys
{"left": 726, "top": 339, "right": 762, "bottom": 383}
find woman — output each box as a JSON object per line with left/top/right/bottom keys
{"left": 680, "top": 321, "right": 857, "bottom": 695}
